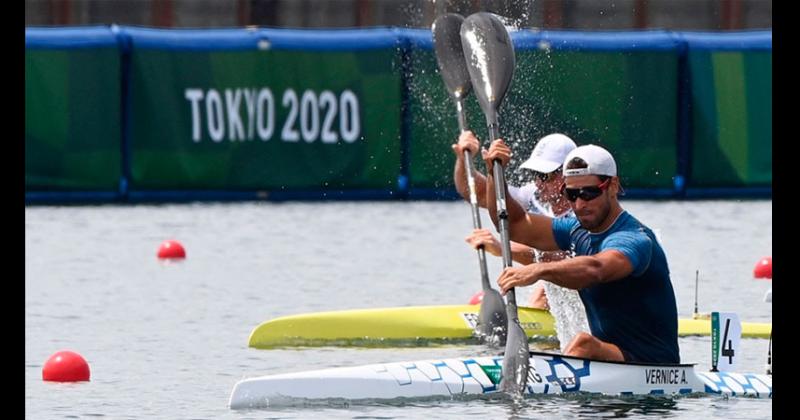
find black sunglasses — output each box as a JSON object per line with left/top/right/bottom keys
{"left": 561, "top": 178, "right": 611, "bottom": 202}
{"left": 532, "top": 169, "right": 561, "bottom": 182}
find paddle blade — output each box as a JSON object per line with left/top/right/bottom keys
{"left": 476, "top": 288, "right": 508, "bottom": 345}
{"left": 460, "top": 12, "right": 516, "bottom": 126}
{"left": 500, "top": 318, "right": 531, "bottom": 394}
{"left": 432, "top": 13, "right": 472, "bottom": 101}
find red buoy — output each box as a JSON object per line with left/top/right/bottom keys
{"left": 42, "top": 350, "right": 90, "bottom": 382}
{"left": 468, "top": 290, "right": 484, "bottom": 305}
{"left": 157, "top": 239, "right": 186, "bottom": 260}
{"left": 753, "top": 256, "right": 772, "bottom": 280}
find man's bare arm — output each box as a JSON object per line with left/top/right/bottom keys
{"left": 452, "top": 131, "right": 488, "bottom": 208}
{"left": 483, "top": 139, "right": 561, "bottom": 251}
{"left": 496, "top": 249, "right": 635, "bottom": 293}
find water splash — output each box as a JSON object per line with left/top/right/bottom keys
{"left": 536, "top": 206, "right": 590, "bottom": 352}
{"left": 409, "top": 1, "right": 565, "bottom": 186}
{"left": 542, "top": 280, "right": 590, "bottom": 352}
{"left": 472, "top": 323, "right": 506, "bottom": 347}
{"left": 421, "top": 6, "right": 592, "bottom": 357}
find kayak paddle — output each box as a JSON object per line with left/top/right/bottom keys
{"left": 461, "top": 11, "right": 529, "bottom": 395}
{"left": 432, "top": 12, "right": 508, "bottom": 345}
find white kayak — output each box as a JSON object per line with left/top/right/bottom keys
{"left": 229, "top": 351, "right": 772, "bottom": 409}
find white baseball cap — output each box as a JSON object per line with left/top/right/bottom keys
{"left": 562, "top": 144, "right": 617, "bottom": 177}
{"left": 520, "top": 133, "right": 577, "bottom": 173}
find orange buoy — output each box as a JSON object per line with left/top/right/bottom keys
{"left": 468, "top": 290, "right": 484, "bottom": 305}
{"left": 42, "top": 350, "right": 90, "bottom": 382}
{"left": 753, "top": 256, "right": 772, "bottom": 280}
{"left": 157, "top": 239, "right": 186, "bottom": 260}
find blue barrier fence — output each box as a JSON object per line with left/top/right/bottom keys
{"left": 25, "top": 26, "right": 771, "bottom": 203}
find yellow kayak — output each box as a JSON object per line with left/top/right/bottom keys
{"left": 248, "top": 304, "right": 771, "bottom": 348}
{"left": 678, "top": 317, "right": 771, "bottom": 339}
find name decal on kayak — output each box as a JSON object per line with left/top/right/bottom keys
{"left": 645, "top": 369, "right": 687, "bottom": 385}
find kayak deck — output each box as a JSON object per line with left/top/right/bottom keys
{"left": 248, "top": 305, "right": 771, "bottom": 348}
{"left": 229, "top": 351, "right": 772, "bottom": 409}
{"left": 248, "top": 304, "right": 554, "bottom": 348}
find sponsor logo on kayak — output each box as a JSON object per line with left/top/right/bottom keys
{"left": 480, "top": 365, "right": 502, "bottom": 384}
{"left": 479, "top": 364, "right": 545, "bottom": 385}
{"left": 543, "top": 356, "right": 591, "bottom": 392}
{"left": 528, "top": 366, "right": 543, "bottom": 383}
{"left": 461, "top": 313, "right": 542, "bottom": 332}
{"left": 461, "top": 312, "right": 479, "bottom": 329}
{"left": 520, "top": 322, "right": 542, "bottom": 331}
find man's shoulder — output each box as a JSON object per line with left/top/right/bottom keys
{"left": 600, "top": 213, "right": 659, "bottom": 254}
{"left": 513, "top": 183, "right": 538, "bottom": 201}
{"left": 552, "top": 214, "right": 580, "bottom": 232}
{"left": 608, "top": 211, "right": 651, "bottom": 234}
{"left": 509, "top": 183, "right": 544, "bottom": 214}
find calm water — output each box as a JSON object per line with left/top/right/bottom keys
{"left": 25, "top": 200, "right": 772, "bottom": 419}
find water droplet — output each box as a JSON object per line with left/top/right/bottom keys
{"left": 537, "top": 40, "right": 551, "bottom": 51}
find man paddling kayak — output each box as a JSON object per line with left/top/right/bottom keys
{"left": 453, "top": 131, "right": 577, "bottom": 309}
{"left": 483, "top": 141, "right": 680, "bottom": 364}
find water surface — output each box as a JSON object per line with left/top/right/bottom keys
{"left": 25, "top": 200, "right": 772, "bottom": 418}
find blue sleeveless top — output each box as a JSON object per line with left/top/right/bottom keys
{"left": 552, "top": 211, "right": 680, "bottom": 363}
